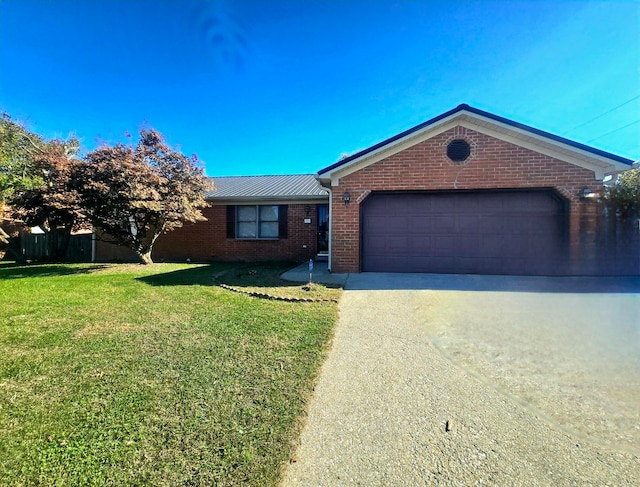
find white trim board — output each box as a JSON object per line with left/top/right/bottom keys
{"left": 319, "top": 110, "right": 631, "bottom": 185}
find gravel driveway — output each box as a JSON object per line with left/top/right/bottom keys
{"left": 281, "top": 273, "right": 640, "bottom": 486}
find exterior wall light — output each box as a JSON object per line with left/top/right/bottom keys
{"left": 343, "top": 191, "right": 351, "bottom": 206}
{"left": 580, "top": 187, "right": 597, "bottom": 200}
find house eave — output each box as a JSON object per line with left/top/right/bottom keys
{"left": 207, "top": 194, "right": 329, "bottom": 205}
{"left": 319, "top": 105, "right": 634, "bottom": 185}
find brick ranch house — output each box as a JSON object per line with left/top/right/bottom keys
{"left": 96, "top": 104, "right": 639, "bottom": 276}
{"left": 96, "top": 174, "right": 331, "bottom": 264}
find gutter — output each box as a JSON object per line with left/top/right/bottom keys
{"left": 205, "top": 195, "right": 329, "bottom": 203}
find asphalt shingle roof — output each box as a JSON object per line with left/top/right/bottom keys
{"left": 205, "top": 174, "right": 328, "bottom": 201}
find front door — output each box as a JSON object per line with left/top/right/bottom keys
{"left": 317, "top": 204, "right": 329, "bottom": 254}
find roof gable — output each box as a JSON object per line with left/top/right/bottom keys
{"left": 318, "top": 104, "right": 634, "bottom": 183}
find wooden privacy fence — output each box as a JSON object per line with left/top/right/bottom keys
{"left": 9, "top": 233, "right": 93, "bottom": 262}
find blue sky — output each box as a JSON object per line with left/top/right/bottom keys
{"left": 1, "top": 0, "right": 638, "bottom": 176}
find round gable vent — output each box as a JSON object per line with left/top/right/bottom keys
{"left": 447, "top": 139, "right": 471, "bottom": 163}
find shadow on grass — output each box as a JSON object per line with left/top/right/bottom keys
{"left": 137, "top": 262, "right": 306, "bottom": 288}
{"left": 215, "top": 262, "right": 323, "bottom": 289}
{"left": 136, "top": 264, "right": 221, "bottom": 286}
{"left": 0, "top": 262, "right": 109, "bottom": 279}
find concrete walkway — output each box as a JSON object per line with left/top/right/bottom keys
{"left": 280, "top": 261, "right": 350, "bottom": 287}
{"left": 280, "top": 272, "right": 640, "bottom": 486}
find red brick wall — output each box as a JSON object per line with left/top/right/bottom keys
{"left": 331, "top": 126, "right": 602, "bottom": 273}
{"left": 148, "top": 203, "right": 322, "bottom": 263}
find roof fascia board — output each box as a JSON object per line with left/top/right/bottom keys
{"left": 464, "top": 107, "right": 633, "bottom": 164}
{"left": 321, "top": 113, "right": 461, "bottom": 186}
{"left": 459, "top": 114, "right": 631, "bottom": 179}
{"left": 209, "top": 196, "right": 328, "bottom": 205}
{"left": 322, "top": 110, "right": 631, "bottom": 185}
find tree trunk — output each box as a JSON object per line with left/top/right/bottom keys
{"left": 0, "top": 225, "right": 9, "bottom": 245}
{"left": 135, "top": 228, "right": 161, "bottom": 265}
{"left": 138, "top": 250, "right": 153, "bottom": 265}
{"left": 0, "top": 226, "right": 8, "bottom": 260}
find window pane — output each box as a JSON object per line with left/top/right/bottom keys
{"left": 238, "top": 222, "right": 257, "bottom": 238}
{"left": 235, "top": 205, "right": 279, "bottom": 238}
{"left": 259, "top": 222, "right": 279, "bottom": 238}
{"left": 238, "top": 206, "right": 256, "bottom": 222}
{"left": 259, "top": 205, "right": 279, "bottom": 222}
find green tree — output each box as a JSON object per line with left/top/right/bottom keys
{"left": 10, "top": 137, "right": 85, "bottom": 261}
{"left": 0, "top": 114, "right": 45, "bottom": 255}
{"left": 0, "top": 114, "right": 45, "bottom": 204}
{"left": 81, "top": 129, "right": 213, "bottom": 264}
{"left": 605, "top": 167, "right": 640, "bottom": 218}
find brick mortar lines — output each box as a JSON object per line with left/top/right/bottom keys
{"left": 329, "top": 127, "right": 601, "bottom": 273}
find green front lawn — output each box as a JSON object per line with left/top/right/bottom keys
{"left": 0, "top": 262, "right": 339, "bottom": 486}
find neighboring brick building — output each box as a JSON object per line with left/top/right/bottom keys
{"left": 95, "top": 174, "right": 330, "bottom": 264}
{"left": 96, "top": 105, "right": 637, "bottom": 275}
{"left": 317, "top": 104, "right": 637, "bottom": 275}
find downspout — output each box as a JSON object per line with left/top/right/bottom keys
{"left": 326, "top": 186, "right": 333, "bottom": 273}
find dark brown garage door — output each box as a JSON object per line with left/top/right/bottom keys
{"left": 361, "top": 190, "right": 567, "bottom": 275}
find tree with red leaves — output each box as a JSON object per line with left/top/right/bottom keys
{"left": 81, "top": 129, "right": 213, "bottom": 264}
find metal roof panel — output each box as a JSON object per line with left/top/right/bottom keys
{"left": 205, "top": 174, "right": 328, "bottom": 200}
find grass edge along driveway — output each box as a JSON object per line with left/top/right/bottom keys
{"left": 0, "top": 262, "right": 340, "bottom": 486}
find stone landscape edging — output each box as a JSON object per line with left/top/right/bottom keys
{"left": 213, "top": 269, "right": 338, "bottom": 303}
